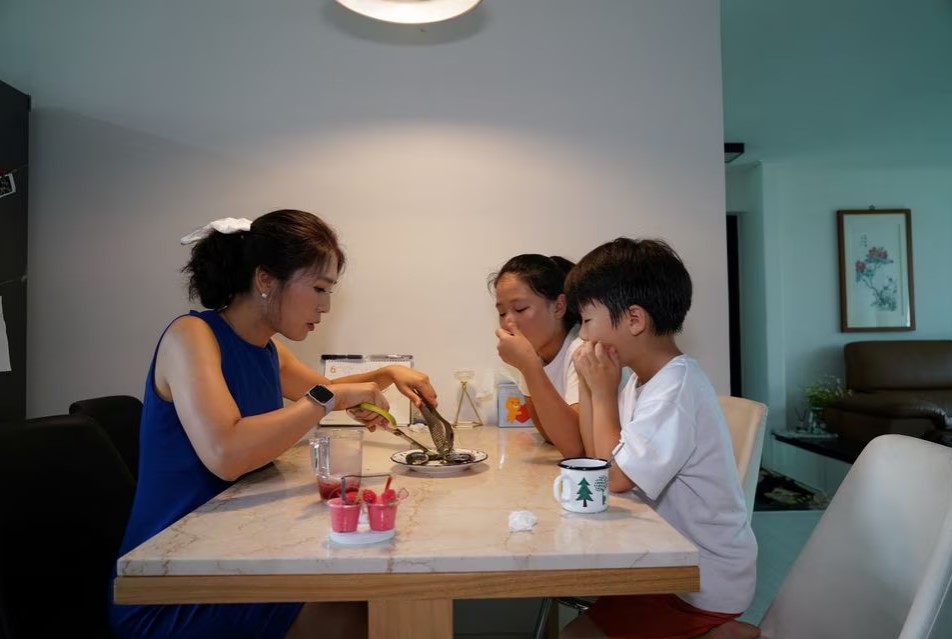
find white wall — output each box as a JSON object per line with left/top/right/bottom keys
{"left": 0, "top": 0, "right": 728, "bottom": 419}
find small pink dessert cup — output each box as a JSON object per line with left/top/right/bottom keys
{"left": 366, "top": 502, "right": 399, "bottom": 531}
{"left": 328, "top": 497, "right": 361, "bottom": 533}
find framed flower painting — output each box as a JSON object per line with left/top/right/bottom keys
{"left": 837, "top": 209, "right": 915, "bottom": 332}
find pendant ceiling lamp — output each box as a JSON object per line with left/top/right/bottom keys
{"left": 335, "top": 0, "right": 482, "bottom": 25}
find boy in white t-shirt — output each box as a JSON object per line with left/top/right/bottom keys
{"left": 561, "top": 238, "right": 760, "bottom": 639}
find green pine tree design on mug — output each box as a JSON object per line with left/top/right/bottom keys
{"left": 576, "top": 477, "right": 594, "bottom": 506}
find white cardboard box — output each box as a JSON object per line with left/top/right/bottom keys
{"left": 320, "top": 355, "right": 413, "bottom": 425}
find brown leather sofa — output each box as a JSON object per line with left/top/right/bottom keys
{"left": 822, "top": 340, "right": 952, "bottom": 448}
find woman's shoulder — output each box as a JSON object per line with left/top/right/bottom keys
{"left": 167, "top": 310, "right": 212, "bottom": 331}
{"left": 162, "top": 312, "right": 219, "bottom": 348}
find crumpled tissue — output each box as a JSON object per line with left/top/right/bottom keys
{"left": 408, "top": 423, "right": 427, "bottom": 434}
{"left": 508, "top": 510, "right": 537, "bottom": 532}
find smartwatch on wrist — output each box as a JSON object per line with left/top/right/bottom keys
{"left": 306, "top": 384, "right": 336, "bottom": 414}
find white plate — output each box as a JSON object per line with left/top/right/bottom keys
{"left": 329, "top": 528, "right": 396, "bottom": 545}
{"left": 390, "top": 448, "right": 488, "bottom": 475}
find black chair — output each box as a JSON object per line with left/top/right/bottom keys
{"left": 69, "top": 395, "right": 143, "bottom": 480}
{"left": 0, "top": 414, "right": 135, "bottom": 638}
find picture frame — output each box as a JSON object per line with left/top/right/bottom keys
{"left": 0, "top": 171, "right": 15, "bottom": 199}
{"left": 837, "top": 209, "right": 915, "bottom": 332}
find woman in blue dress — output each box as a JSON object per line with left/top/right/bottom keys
{"left": 108, "top": 209, "right": 436, "bottom": 639}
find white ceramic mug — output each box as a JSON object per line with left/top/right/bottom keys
{"left": 552, "top": 457, "right": 610, "bottom": 513}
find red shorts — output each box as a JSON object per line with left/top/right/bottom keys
{"left": 587, "top": 594, "right": 740, "bottom": 639}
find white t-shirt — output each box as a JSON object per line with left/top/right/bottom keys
{"left": 613, "top": 355, "right": 757, "bottom": 614}
{"left": 517, "top": 325, "right": 582, "bottom": 405}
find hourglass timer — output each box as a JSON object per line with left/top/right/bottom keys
{"left": 452, "top": 369, "right": 484, "bottom": 428}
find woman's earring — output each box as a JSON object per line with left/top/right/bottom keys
{"left": 260, "top": 292, "right": 268, "bottom": 299}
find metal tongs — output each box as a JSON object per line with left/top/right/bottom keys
{"left": 356, "top": 402, "right": 432, "bottom": 455}
{"left": 360, "top": 399, "right": 470, "bottom": 465}
{"left": 416, "top": 393, "right": 476, "bottom": 465}
{"left": 416, "top": 394, "right": 454, "bottom": 455}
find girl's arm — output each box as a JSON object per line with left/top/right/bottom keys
{"left": 497, "top": 325, "right": 583, "bottom": 457}
{"left": 519, "top": 365, "right": 584, "bottom": 457}
{"left": 155, "top": 316, "right": 388, "bottom": 481}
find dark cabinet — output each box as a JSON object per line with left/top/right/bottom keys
{"left": 0, "top": 80, "right": 29, "bottom": 422}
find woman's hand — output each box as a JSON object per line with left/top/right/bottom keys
{"left": 384, "top": 366, "right": 437, "bottom": 408}
{"left": 330, "top": 382, "right": 391, "bottom": 431}
{"left": 495, "top": 323, "right": 540, "bottom": 372}
{"left": 572, "top": 341, "right": 621, "bottom": 400}
{"left": 346, "top": 407, "right": 391, "bottom": 432}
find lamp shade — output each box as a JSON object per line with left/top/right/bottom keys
{"left": 335, "top": 0, "right": 481, "bottom": 25}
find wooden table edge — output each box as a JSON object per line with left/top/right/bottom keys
{"left": 114, "top": 565, "right": 699, "bottom": 604}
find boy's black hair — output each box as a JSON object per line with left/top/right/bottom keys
{"left": 489, "top": 254, "right": 579, "bottom": 331}
{"left": 565, "top": 238, "right": 692, "bottom": 335}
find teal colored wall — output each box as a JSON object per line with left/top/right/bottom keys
{"left": 728, "top": 164, "right": 952, "bottom": 469}
{"left": 722, "top": 0, "right": 952, "bottom": 167}
{"left": 723, "top": 1, "right": 952, "bottom": 474}
{"left": 769, "top": 166, "right": 951, "bottom": 422}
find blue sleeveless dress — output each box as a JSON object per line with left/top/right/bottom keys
{"left": 108, "top": 311, "right": 303, "bottom": 639}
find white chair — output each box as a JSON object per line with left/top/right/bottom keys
{"left": 719, "top": 395, "right": 768, "bottom": 522}
{"left": 531, "top": 396, "right": 768, "bottom": 638}
{"left": 758, "top": 434, "right": 952, "bottom": 638}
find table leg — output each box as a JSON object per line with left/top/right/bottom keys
{"left": 369, "top": 598, "right": 453, "bottom": 639}
{"left": 546, "top": 599, "right": 561, "bottom": 639}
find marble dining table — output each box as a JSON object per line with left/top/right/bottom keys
{"left": 113, "top": 425, "right": 699, "bottom": 639}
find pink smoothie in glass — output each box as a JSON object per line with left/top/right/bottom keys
{"left": 366, "top": 502, "right": 398, "bottom": 531}
{"left": 327, "top": 497, "right": 360, "bottom": 533}
{"left": 317, "top": 475, "right": 360, "bottom": 501}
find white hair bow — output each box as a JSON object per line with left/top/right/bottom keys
{"left": 180, "top": 218, "right": 252, "bottom": 245}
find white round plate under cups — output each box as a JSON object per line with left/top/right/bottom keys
{"left": 391, "top": 448, "right": 488, "bottom": 475}
{"left": 329, "top": 528, "right": 396, "bottom": 545}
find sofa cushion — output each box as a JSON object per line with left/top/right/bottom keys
{"left": 845, "top": 340, "right": 952, "bottom": 391}
{"left": 829, "top": 393, "right": 950, "bottom": 423}
{"left": 823, "top": 409, "right": 936, "bottom": 445}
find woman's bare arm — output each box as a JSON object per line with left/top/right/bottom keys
{"left": 155, "top": 316, "right": 386, "bottom": 481}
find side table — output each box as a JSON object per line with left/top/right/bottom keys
{"left": 773, "top": 431, "right": 864, "bottom": 464}
{"left": 769, "top": 430, "right": 863, "bottom": 496}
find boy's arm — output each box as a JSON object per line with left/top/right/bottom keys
{"left": 573, "top": 341, "right": 632, "bottom": 490}
{"left": 576, "top": 375, "right": 595, "bottom": 457}
{"left": 589, "top": 384, "right": 634, "bottom": 492}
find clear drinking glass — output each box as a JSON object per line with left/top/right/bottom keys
{"left": 309, "top": 428, "right": 363, "bottom": 501}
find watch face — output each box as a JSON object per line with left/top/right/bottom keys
{"left": 308, "top": 385, "right": 334, "bottom": 405}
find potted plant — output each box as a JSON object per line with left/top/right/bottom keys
{"left": 803, "top": 376, "right": 847, "bottom": 431}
